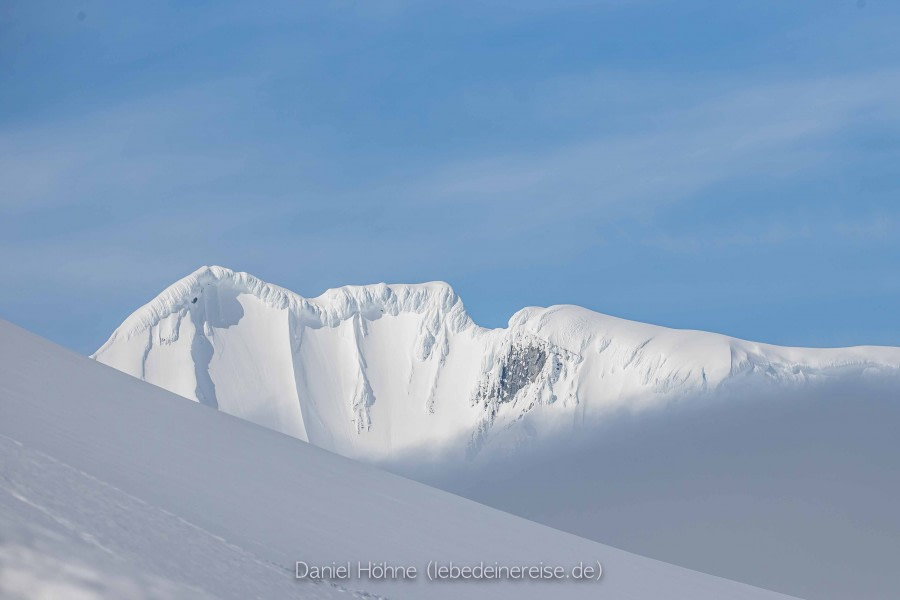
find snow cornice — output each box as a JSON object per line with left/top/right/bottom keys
{"left": 93, "top": 265, "right": 473, "bottom": 357}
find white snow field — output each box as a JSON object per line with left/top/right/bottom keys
{"left": 91, "top": 266, "right": 900, "bottom": 600}
{"left": 0, "top": 319, "right": 799, "bottom": 600}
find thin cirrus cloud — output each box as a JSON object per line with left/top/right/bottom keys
{"left": 3, "top": 69, "right": 900, "bottom": 286}
{"left": 2, "top": 2, "right": 900, "bottom": 350}
{"left": 414, "top": 69, "right": 900, "bottom": 217}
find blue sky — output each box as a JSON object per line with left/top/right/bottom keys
{"left": 2, "top": 1, "right": 899, "bottom": 353}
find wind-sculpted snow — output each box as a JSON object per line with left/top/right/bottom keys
{"left": 1, "top": 319, "right": 800, "bottom": 600}
{"left": 94, "top": 266, "right": 900, "bottom": 462}
{"left": 98, "top": 266, "right": 471, "bottom": 347}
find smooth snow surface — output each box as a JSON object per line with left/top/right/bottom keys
{"left": 0, "top": 319, "right": 798, "bottom": 599}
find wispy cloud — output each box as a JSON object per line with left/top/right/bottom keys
{"left": 4, "top": 66, "right": 899, "bottom": 291}
{"left": 412, "top": 69, "right": 900, "bottom": 223}
{"left": 0, "top": 77, "right": 259, "bottom": 213}
{"left": 3, "top": 2, "right": 900, "bottom": 348}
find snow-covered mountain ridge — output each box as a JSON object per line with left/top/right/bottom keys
{"left": 93, "top": 265, "right": 900, "bottom": 461}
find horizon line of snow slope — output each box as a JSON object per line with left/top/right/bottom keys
{"left": 0, "top": 318, "right": 799, "bottom": 600}
{"left": 92, "top": 265, "right": 900, "bottom": 460}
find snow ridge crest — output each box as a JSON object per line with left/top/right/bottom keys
{"left": 94, "top": 266, "right": 473, "bottom": 357}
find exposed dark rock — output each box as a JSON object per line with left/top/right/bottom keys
{"left": 497, "top": 345, "right": 548, "bottom": 403}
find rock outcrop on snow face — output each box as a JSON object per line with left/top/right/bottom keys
{"left": 93, "top": 266, "right": 900, "bottom": 461}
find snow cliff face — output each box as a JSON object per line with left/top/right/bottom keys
{"left": 93, "top": 266, "right": 900, "bottom": 461}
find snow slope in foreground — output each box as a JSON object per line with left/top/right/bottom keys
{"left": 0, "top": 319, "right": 797, "bottom": 600}
{"left": 93, "top": 266, "right": 900, "bottom": 462}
